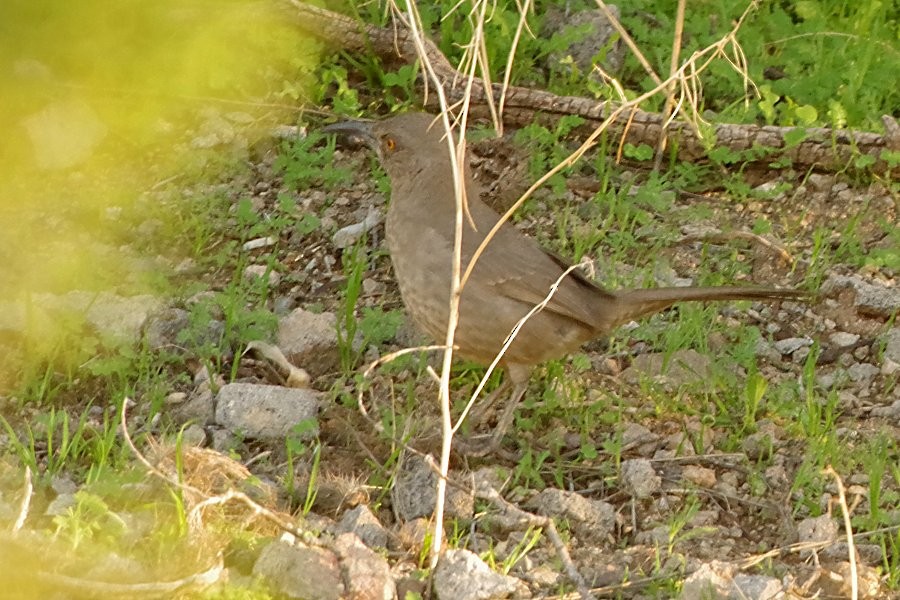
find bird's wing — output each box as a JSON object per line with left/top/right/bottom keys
{"left": 463, "top": 202, "right": 614, "bottom": 330}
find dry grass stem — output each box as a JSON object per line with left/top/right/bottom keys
{"left": 594, "top": 0, "right": 661, "bottom": 86}
{"left": 12, "top": 465, "right": 32, "bottom": 534}
{"left": 654, "top": 0, "right": 687, "bottom": 170}
{"left": 120, "top": 400, "right": 311, "bottom": 543}
{"left": 824, "top": 465, "right": 859, "bottom": 600}
{"left": 391, "top": 0, "right": 474, "bottom": 567}
{"left": 677, "top": 230, "right": 796, "bottom": 265}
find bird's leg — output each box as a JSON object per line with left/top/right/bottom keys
{"left": 466, "top": 378, "right": 511, "bottom": 424}
{"left": 457, "top": 365, "right": 531, "bottom": 457}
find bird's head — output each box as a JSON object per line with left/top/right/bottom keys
{"left": 323, "top": 112, "right": 454, "bottom": 180}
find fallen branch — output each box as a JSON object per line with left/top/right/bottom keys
{"left": 286, "top": 1, "right": 897, "bottom": 175}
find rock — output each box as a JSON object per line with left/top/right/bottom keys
{"left": 277, "top": 308, "right": 347, "bottom": 377}
{"left": 619, "top": 458, "right": 661, "bottom": 499}
{"left": 871, "top": 399, "right": 900, "bottom": 418}
{"left": 2, "top": 291, "right": 162, "bottom": 344}
{"left": 622, "top": 349, "right": 713, "bottom": 388}
{"left": 433, "top": 549, "right": 521, "bottom": 600}
{"left": 883, "top": 328, "right": 900, "bottom": 364}
{"left": 525, "top": 488, "right": 616, "bottom": 543}
{"left": 797, "top": 515, "right": 837, "bottom": 545}
{"left": 679, "top": 561, "right": 733, "bottom": 599}
{"left": 882, "top": 358, "right": 900, "bottom": 376}
{"left": 620, "top": 422, "right": 660, "bottom": 456}
{"left": 742, "top": 431, "right": 776, "bottom": 460}
{"left": 144, "top": 306, "right": 225, "bottom": 352}
{"left": 333, "top": 533, "right": 394, "bottom": 600}
{"left": 332, "top": 209, "right": 381, "bottom": 249}
{"left": 338, "top": 505, "right": 389, "bottom": 549}
{"left": 847, "top": 363, "right": 879, "bottom": 386}
{"left": 829, "top": 331, "right": 860, "bottom": 347}
{"left": 754, "top": 339, "right": 782, "bottom": 364}
{"left": 392, "top": 453, "right": 474, "bottom": 521}
{"left": 169, "top": 384, "right": 216, "bottom": 426}
{"left": 253, "top": 539, "right": 343, "bottom": 600}
{"left": 682, "top": 465, "right": 716, "bottom": 488}
{"left": 773, "top": 337, "right": 813, "bottom": 355}
{"left": 215, "top": 383, "right": 319, "bottom": 440}
{"left": 45, "top": 492, "right": 77, "bottom": 516}
{"left": 542, "top": 5, "right": 624, "bottom": 77}
{"left": 731, "top": 573, "right": 784, "bottom": 599}
{"left": 180, "top": 423, "right": 207, "bottom": 447}
{"left": 242, "top": 236, "right": 277, "bottom": 251}
{"left": 396, "top": 517, "right": 429, "bottom": 551}
{"left": 144, "top": 307, "right": 190, "bottom": 349}
{"left": 806, "top": 173, "right": 834, "bottom": 192}
{"left": 822, "top": 274, "right": 900, "bottom": 318}
{"left": 243, "top": 264, "right": 281, "bottom": 285}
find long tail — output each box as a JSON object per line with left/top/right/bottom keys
{"left": 610, "top": 286, "right": 811, "bottom": 327}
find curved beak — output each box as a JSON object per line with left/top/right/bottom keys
{"left": 322, "top": 120, "right": 378, "bottom": 152}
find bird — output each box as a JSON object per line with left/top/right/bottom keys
{"left": 325, "top": 112, "right": 808, "bottom": 453}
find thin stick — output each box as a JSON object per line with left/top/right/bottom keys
{"left": 824, "top": 465, "right": 858, "bottom": 600}
{"left": 497, "top": 0, "right": 533, "bottom": 130}
{"left": 654, "top": 0, "right": 686, "bottom": 171}
{"left": 395, "top": 0, "right": 471, "bottom": 570}
{"left": 594, "top": 0, "right": 662, "bottom": 86}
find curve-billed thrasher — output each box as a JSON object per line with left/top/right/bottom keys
{"left": 326, "top": 112, "right": 807, "bottom": 450}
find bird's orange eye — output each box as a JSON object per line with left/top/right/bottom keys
{"left": 384, "top": 137, "right": 396, "bottom": 151}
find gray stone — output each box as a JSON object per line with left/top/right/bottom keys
{"left": 679, "top": 561, "right": 733, "bottom": 600}
{"left": 620, "top": 422, "right": 660, "bottom": 456}
{"left": 243, "top": 264, "right": 281, "bottom": 286}
{"left": 144, "top": 307, "right": 190, "bottom": 349}
{"left": 180, "top": 424, "right": 207, "bottom": 447}
{"left": 623, "top": 349, "right": 714, "bottom": 389}
{"left": 277, "top": 308, "right": 346, "bottom": 377}
{"left": 434, "top": 549, "right": 520, "bottom": 600}
{"left": 806, "top": 173, "right": 834, "bottom": 192}
{"left": 822, "top": 274, "right": 900, "bottom": 318}
{"left": 215, "top": 383, "right": 319, "bottom": 440}
{"left": 883, "top": 328, "right": 900, "bottom": 364}
{"left": 169, "top": 384, "right": 216, "bottom": 426}
{"left": 242, "top": 236, "right": 276, "bottom": 251}
{"left": 0, "top": 291, "right": 162, "bottom": 343}
{"left": 253, "top": 539, "right": 342, "bottom": 600}
{"left": 619, "top": 458, "right": 661, "bottom": 499}
{"left": 871, "top": 399, "right": 900, "bottom": 419}
{"left": 45, "top": 492, "right": 77, "bottom": 516}
{"left": 847, "top": 363, "right": 879, "bottom": 386}
{"left": 525, "top": 488, "right": 616, "bottom": 542}
{"left": 332, "top": 209, "right": 381, "bottom": 249}
{"left": 742, "top": 431, "right": 777, "bottom": 460}
{"left": 829, "top": 331, "right": 860, "bottom": 347}
{"left": 797, "top": 515, "right": 837, "bottom": 545}
{"left": 731, "top": 573, "right": 784, "bottom": 599}
{"left": 754, "top": 339, "right": 782, "bottom": 364}
{"left": 333, "top": 533, "right": 394, "bottom": 600}
{"left": 773, "top": 337, "right": 813, "bottom": 355}
{"left": 392, "top": 453, "right": 474, "bottom": 521}
{"left": 542, "top": 5, "right": 624, "bottom": 76}
{"left": 338, "top": 505, "right": 389, "bottom": 549}
{"left": 882, "top": 358, "right": 900, "bottom": 376}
